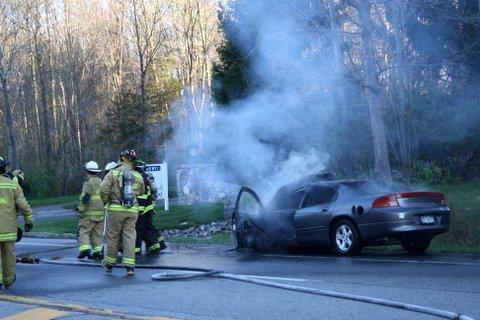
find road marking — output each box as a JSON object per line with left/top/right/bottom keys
{"left": 0, "top": 294, "right": 177, "bottom": 320}
{"left": 2, "top": 307, "right": 69, "bottom": 320}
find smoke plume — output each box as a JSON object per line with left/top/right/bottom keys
{"left": 169, "top": 1, "right": 340, "bottom": 200}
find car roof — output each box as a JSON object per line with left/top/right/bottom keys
{"left": 278, "top": 175, "right": 368, "bottom": 193}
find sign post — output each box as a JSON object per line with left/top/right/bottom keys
{"left": 145, "top": 163, "right": 169, "bottom": 211}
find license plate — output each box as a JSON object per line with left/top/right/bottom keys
{"left": 420, "top": 215, "right": 435, "bottom": 224}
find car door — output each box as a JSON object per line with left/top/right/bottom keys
{"left": 234, "top": 187, "right": 263, "bottom": 219}
{"left": 294, "top": 185, "right": 338, "bottom": 243}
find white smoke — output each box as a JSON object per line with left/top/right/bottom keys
{"left": 169, "top": 1, "right": 340, "bottom": 201}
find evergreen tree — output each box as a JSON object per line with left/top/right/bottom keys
{"left": 212, "top": 8, "right": 256, "bottom": 106}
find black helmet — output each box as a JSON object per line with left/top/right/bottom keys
{"left": 119, "top": 150, "right": 138, "bottom": 162}
{"left": 134, "top": 159, "right": 146, "bottom": 172}
{"left": 0, "top": 155, "right": 9, "bottom": 171}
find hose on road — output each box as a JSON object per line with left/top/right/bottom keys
{"left": 152, "top": 271, "right": 474, "bottom": 320}
{"left": 33, "top": 258, "right": 474, "bottom": 320}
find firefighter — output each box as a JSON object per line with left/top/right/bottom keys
{"left": 134, "top": 160, "right": 166, "bottom": 256}
{"left": 11, "top": 170, "right": 25, "bottom": 189}
{"left": 100, "top": 150, "right": 144, "bottom": 276}
{"left": 76, "top": 161, "right": 104, "bottom": 260}
{"left": 0, "top": 156, "right": 33, "bottom": 289}
{"left": 104, "top": 162, "right": 117, "bottom": 176}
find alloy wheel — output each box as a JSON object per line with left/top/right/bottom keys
{"left": 335, "top": 224, "right": 353, "bottom": 252}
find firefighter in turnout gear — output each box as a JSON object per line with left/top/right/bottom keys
{"left": 11, "top": 170, "right": 25, "bottom": 189}
{"left": 100, "top": 150, "right": 144, "bottom": 276}
{"left": 104, "top": 162, "right": 117, "bottom": 176}
{"left": 77, "top": 161, "right": 104, "bottom": 260}
{"left": 0, "top": 156, "right": 33, "bottom": 289}
{"left": 134, "top": 160, "right": 166, "bottom": 256}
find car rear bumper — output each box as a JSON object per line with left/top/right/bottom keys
{"left": 358, "top": 213, "right": 450, "bottom": 243}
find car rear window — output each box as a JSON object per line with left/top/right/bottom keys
{"left": 342, "top": 181, "right": 406, "bottom": 195}
{"left": 303, "top": 186, "right": 337, "bottom": 207}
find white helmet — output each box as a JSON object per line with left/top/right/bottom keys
{"left": 104, "top": 162, "right": 117, "bottom": 172}
{"left": 85, "top": 161, "right": 101, "bottom": 173}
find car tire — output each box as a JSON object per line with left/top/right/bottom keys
{"left": 401, "top": 238, "right": 431, "bottom": 254}
{"left": 232, "top": 214, "right": 246, "bottom": 249}
{"left": 331, "top": 219, "right": 363, "bottom": 256}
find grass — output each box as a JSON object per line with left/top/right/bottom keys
{"left": 428, "top": 182, "right": 480, "bottom": 253}
{"left": 153, "top": 203, "right": 224, "bottom": 230}
{"left": 29, "top": 195, "right": 78, "bottom": 208}
{"left": 34, "top": 202, "right": 225, "bottom": 235}
{"left": 34, "top": 217, "right": 78, "bottom": 234}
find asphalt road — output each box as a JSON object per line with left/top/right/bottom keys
{"left": 0, "top": 238, "right": 478, "bottom": 320}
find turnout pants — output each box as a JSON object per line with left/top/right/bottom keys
{"left": 0, "top": 241, "right": 15, "bottom": 287}
{"left": 135, "top": 211, "right": 161, "bottom": 252}
{"left": 105, "top": 211, "right": 137, "bottom": 267}
{"left": 77, "top": 216, "right": 104, "bottom": 254}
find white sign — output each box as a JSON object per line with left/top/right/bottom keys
{"left": 145, "top": 163, "right": 169, "bottom": 211}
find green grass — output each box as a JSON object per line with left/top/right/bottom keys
{"left": 34, "top": 217, "right": 78, "bottom": 234}
{"left": 29, "top": 195, "right": 78, "bottom": 208}
{"left": 429, "top": 182, "right": 480, "bottom": 253}
{"left": 35, "top": 203, "right": 225, "bottom": 235}
{"left": 153, "top": 203, "right": 224, "bottom": 230}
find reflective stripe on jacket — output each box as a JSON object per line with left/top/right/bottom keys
{"left": 0, "top": 175, "right": 33, "bottom": 241}
{"left": 137, "top": 184, "right": 155, "bottom": 215}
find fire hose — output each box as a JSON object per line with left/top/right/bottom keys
{"left": 14, "top": 257, "right": 473, "bottom": 320}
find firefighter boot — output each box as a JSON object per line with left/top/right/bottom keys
{"left": 77, "top": 250, "right": 91, "bottom": 260}
{"left": 126, "top": 267, "right": 135, "bottom": 276}
{"left": 102, "top": 260, "right": 113, "bottom": 273}
{"left": 4, "top": 275, "right": 16, "bottom": 289}
{"left": 90, "top": 251, "right": 104, "bottom": 261}
{"left": 159, "top": 240, "right": 167, "bottom": 251}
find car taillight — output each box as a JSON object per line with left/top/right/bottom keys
{"left": 372, "top": 194, "right": 399, "bottom": 208}
{"left": 372, "top": 192, "right": 447, "bottom": 209}
{"left": 396, "top": 192, "right": 447, "bottom": 205}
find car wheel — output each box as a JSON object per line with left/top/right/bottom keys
{"left": 231, "top": 214, "right": 246, "bottom": 249}
{"left": 401, "top": 238, "right": 431, "bottom": 254}
{"left": 332, "top": 219, "right": 363, "bottom": 255}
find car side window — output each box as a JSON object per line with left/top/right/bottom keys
{"left": 238, "top": 191, "right": 260, "bottom": 215}
{"left": 284, "top": 190, "right": 306, "bottom": 209}
{"left": 303, "top": 186, "right": 337, "bottom": 207}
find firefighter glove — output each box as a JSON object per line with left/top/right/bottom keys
{"left": 24, "top": 223, "right": 33, "bottom": 232}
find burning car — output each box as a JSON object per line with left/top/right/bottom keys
{"left": 231, "top": 175, "right": 450, "bottom": 255}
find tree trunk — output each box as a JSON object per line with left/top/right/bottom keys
{"left": 328, "top": 0, "right": 354, "bottom": 177}
{"left": 357, "top": 0, "right": 392, "bottom": 180}
{"left": 0, "top": 59, "right": 19, "bottom": 168}
{"left": 33, "top": 3, "right": 52, "bottom": 165}
{"left": 389, "top": 0, "right": 410, "bottom": 173}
